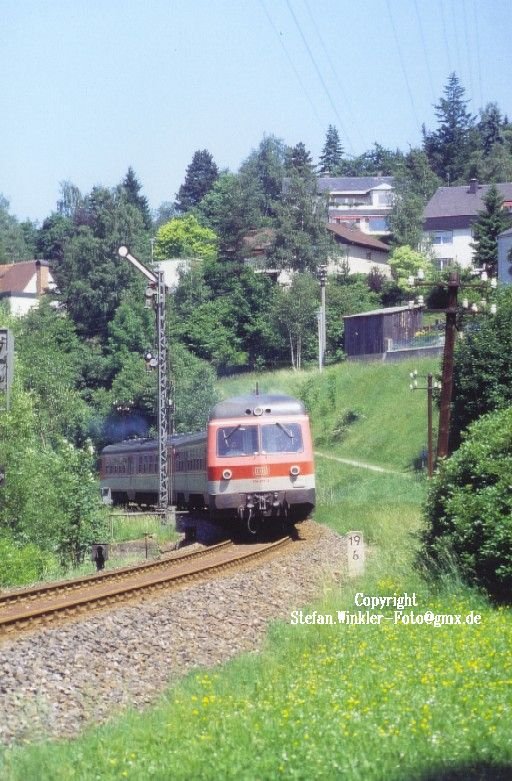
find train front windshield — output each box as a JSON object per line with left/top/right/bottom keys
{"left": 217, "top": 423, "right": 303, "bottom": 456}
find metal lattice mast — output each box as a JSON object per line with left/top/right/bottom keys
{"left": 156, "top": 269, "right": 169, "bottom": 510}
{"left": 118, "top": 246, "right": 169, "bottom": 512}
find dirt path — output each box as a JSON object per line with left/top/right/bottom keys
{"left": 314, "top": 450, "right": 404, "bottom": 475}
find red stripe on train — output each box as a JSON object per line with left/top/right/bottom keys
{"left": 208, "top": 462, "right": 314, "bottom": 480}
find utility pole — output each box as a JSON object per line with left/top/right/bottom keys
{"left": 437, "top": 272, "right": 459, "bottom": 460}
{"left": 408, "top": 269, "right": 497, "bottom": 463}
{"left": 317, "top": 264, "right": 327, "bottom": 371}
{"left": 118, "top": 246, "right": 169, "bottom": 513}
{"left": 0, "top": 328, "right": 14, "bottom": 411}
{"left": 409, "top": 370, "right": 439, "bottom": 478}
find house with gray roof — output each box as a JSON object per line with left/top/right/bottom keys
{"left": 317, "top": 176, "right": 394, "bottom": 235}
{"left": 423, "top": 179, "right": 512, "bottom": 270}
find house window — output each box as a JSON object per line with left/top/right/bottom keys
{"left": 366, "top": 251, "right": 372, "bottom": 260}
{"left": 434, "top": 257, "right": 454, "bottom": 271}
{"left": 431, "top": 230, "right": 453, "bottom": 245}
{"left": 375, "top": 191, "right": 392, "bottom": 206}
{"left": 368, "top": 217, "right": 389, "bottom": 232}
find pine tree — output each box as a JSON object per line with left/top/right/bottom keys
{"left": 471, "top": 184, "right": 512, "bottom": 275}
{"left": 121, "top": 167, "right": 152, "bottom": 229}
{"left": 423, "top": 73, "right": 475, "bottom": 184}
{"left": 318, "top": 125, "right": 344, "bottom": 176}
{"left": 477, "top": 103, "right": 505, "bottom": 155}
{"left": 284, "top": 142, "right": 315, "bottom": 180}
{"left": 175, "top": 150, "right": 219, "bottom": 213}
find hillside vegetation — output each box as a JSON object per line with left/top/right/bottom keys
{"left": 3, "top": 357, "right": 512, "bottom": 781}
{"left": 220, "top": 356, "right": 439, "bottom": 470}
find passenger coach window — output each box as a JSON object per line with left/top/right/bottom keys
{"left": 217, "top": 425, "right": 258, "bottom": 457}
{"left": 262, "top": 423, "right": 303, "bottom": 453}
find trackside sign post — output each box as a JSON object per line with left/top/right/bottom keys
{"left": 347, "top": 530, "right": 365, "bottom": 577}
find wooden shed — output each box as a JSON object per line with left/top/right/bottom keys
{"left": 343, "top": 305, "right": 422, "bottom": 359}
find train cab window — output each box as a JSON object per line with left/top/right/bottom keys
{"left": 217, "top": 425, "right": 258, "bottom": 457}
{"left": 261, "top": 423, "right": 303, "bottom": 454}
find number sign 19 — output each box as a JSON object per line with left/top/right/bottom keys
{"left": 347, "top": 530, "right": 365, "bottom": 578}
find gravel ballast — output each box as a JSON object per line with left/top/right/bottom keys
{"left": 0, "top": 523, "right": 347, "bottom": 746}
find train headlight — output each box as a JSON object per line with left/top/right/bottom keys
{"left": 290, "top": 465, "right": 301, "bottom": 476}
{"left": 222, "top": 469, "right": 232, "bottom": 480}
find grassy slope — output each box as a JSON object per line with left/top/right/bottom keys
{"left": 2, "top": 357, "right": 512, "bottom": 780}
{"left": 220, "top": 357, "right": 440, "bottom": 470}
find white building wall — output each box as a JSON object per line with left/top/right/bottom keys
{"left": 498, "top": 235, "right": 512, "bottom": 284}
{"left": 426, "top": 228, "right": 474, "bottom": 268}
{"left": 330, "top": 246, "right": 391, "bottom": 276}
{"left": 8, "top": 295, "right": 38, "bottom": 316}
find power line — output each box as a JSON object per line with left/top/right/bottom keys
{"left": 461, "top": 0, "right": 475, "bottom": 107}
{"left": 302, "top": 0, "right": 366, "bottom": 149}
{"left": 472, "top": 0, "right": 484, "bottom": 109}
{"left": 413, "top": 0, "right": 436, "bottom": 102}
{"left": 439, "top": 0, "right": 453, "bottom": 75}
{"left": 284, "top": 0, "right": 355, "bottom": 153}
{"left": 259, "top": 0, "right": 325, "bottom": 131}
{"left": 385, "top": 0, "right": 421, "bottom": 129}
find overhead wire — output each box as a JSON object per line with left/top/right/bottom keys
{"left": 449, "top": 0, "right": 464, "bottom": 80}
{"left": 439, "top": 0, "right": 453, "bottom": 76}
{"left": 471, "top": 0, "right": 483, "bottom": 109}
{"left": 258, "top": 0, "right": 325, "bottom": 131}
{"left": 413, "top": 0, "right": 436, "bottom": 102}
{"left": 284, "top": 0, "right": 355, "bottom": 154}
{"left": 302, "top": 0, "right": 366, "bottom": 150}
{"left": 461, "top": 0, "right": 475, "bottom": 107}
{"left": 385, "top": 0, "right": 421, "bottom": 129}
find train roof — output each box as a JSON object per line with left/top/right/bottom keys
{"left": 101, "top": 431, "right": 206, "bottom": 455}
{"left": 209, "top": 393, "right": 306, "bottom": 420}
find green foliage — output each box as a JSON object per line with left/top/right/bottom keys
{"left": 268, "top": 173, "right": 332, "bottom": 273}
{"left": 52, "top": 183, "right": 149, "bottom": 340}
{"left": 318, "top": 125, "right": 344, "bottom": 175}
{"left": 154, "top": 214, "right": 218, "bottom": 261}
{"left": 0, "top": 195, "right": 36, "bottom": 263}
{"left": 423, "top": 72, "right": 475, "bottom": 183}
{"left": 170, "top": 343, "right": 219, "bottom": 433}
{"left": 195, "top": 172, "right": 261, "bottom": 259}
{"left": 451, "top": 285, "right": 512, "bottom": 449}
{"left": 470, "top": 184, "right": 512, "bottom": 275}
{"left": 0, "top": 386, "right": 107, "bottom": 567}
{"left": 284, "top": 141, "right": 315, "bottom": 178}
{"left": 389, "top": 148, "right": 440, "bottom": 248}
{"left": 175, "top": 149, "right": 219, "bottom": 213}
{"left": 388, "top": 245, "right": 434, "bottom": 288}
{"left": 14, "top": 300, "right": 91, "bottom": 445}
{"left": 422, "top": 406, "right": 512, "bottom": 601}
{"left": 271, "top": 273, "right": 318, "bottom": 369}
{"left": 0, "top": 535, "right": 57, "bottom": 587}
{"left": 120, "top": 167, "right": 152, "bottom": 230}
{"left": 238, "top": 135, "right": 286, "bottom": 219}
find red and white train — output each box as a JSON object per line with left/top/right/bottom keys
{"left": 100, "top": 393, "right": 315, "bottom": 534}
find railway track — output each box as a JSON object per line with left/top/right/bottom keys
{"left": 0, "top": 537, "right": 291, "bottom": 638}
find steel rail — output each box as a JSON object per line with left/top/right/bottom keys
{"left": 0, "top": 537, "right": 291, "bottom": 636}
{"left": 0, "top": 541, "right": 233, "bottom": 609}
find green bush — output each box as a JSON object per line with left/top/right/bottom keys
{"left": 421, "top": 406, "right": 512, "bottom": 601}
{"left": 0, "top": 536, "right": 57, "bottom": 587}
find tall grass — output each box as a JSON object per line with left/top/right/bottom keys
{"left": 2, "top": 359, "right": 511, "bottom": 780}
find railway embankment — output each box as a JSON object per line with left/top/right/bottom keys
{"left": 0, "top": 521, "right": 346, "bottom": 746}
